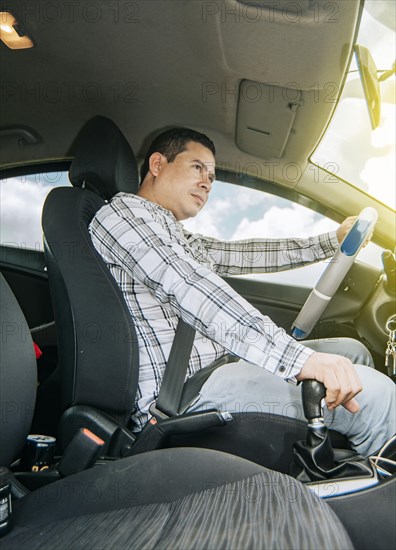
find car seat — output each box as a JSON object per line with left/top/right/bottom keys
{"left": 41, "top": 116, "right": 348, "bottom": 472}
{"left": 0, "top": 272, "right": 354, "bottom": 549}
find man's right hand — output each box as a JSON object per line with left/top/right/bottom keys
{"left": 296, "top": 352, "right": 363, "bottom": 413}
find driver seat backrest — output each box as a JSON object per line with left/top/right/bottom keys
{"left": 41, "top": 116, "right": 140, "bottom": 426}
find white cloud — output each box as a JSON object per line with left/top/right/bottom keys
{"left": 1, "top": 178, "right": 49, "bottom": 249}
{"left": 231, "top": 204, "right": 337, "bottom": 240}
{"left": 183, "top": 196, "right": 233, "bottom": 238}
{"left": 371, "top": 104, "right": 396, "bottom": 148}
{"left": 183, "top": 209, "right": 222, "bottom": 239}
{"left": 231, "top": 187, "right": 270, "bottom": 210}
{"left": 361, "top": 155, "right": 396, "bottom": 208}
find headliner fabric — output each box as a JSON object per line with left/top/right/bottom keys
{"left": 4, "top": 470, "right": 352, "bottom": 550}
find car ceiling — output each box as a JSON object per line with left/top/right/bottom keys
{"left": 1, "top": 0, "right": 362, "bottom": 186}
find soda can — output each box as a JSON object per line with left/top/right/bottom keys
{"left": 20, "top": 435, "right": 56, "bottom": 472}
{"left": 0, "top": 482, "right": 12, "bottom": 537}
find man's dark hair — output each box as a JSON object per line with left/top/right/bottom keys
{"left": 140, "top": 127, "right": 215, "bottom": 182}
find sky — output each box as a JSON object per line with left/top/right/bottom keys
{"left": 313, "top": 7, "right": 396, "bottom": 209}
{"left": 0, "top": 172, "right": 69, "bottom": 251}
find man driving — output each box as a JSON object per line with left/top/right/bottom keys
{"left": 90, "top": 127, "right": 395, "bottom": 457}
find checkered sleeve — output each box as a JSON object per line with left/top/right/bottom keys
{"left": 185, "top": 231, "right": 340, "bottom": 276}
{"left": 92, "top": 202, "right": 314, "bottom": 381}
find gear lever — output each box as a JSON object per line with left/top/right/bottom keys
{"left": 301, "top": 380, "right": 335, "bottom": 470}
{"left": 291, "top": 380, "right": 373, "bottom": 482}
{"left": 302, "top": 379, "right": 326, "bottom": 422}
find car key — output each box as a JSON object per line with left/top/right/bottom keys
{"left": 385, "top": 316, "right": 396, "bottom": 378}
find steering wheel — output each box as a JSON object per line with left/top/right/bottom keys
{"left": 292, "top": 207, "right": 378, "bottom": 340}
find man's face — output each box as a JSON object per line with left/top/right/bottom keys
{"left": 150, "top": 141, "right": 216, "bottom": 221}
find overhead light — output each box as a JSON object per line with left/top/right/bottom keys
{"left": 1, "top": 24, "right": 13, "bottom": 34}
{"left": 0, "top": 12, "right": 34, "bottom": 49}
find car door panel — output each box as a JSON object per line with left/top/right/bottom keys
{"left": 0, "top": 245, "right": 53, "bottom": 329}
{"left": 0, "top": 244, "right": 59, "bottom": 434}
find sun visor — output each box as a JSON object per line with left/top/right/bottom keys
{"left": 237, "top": 0, "right": 311, "bottom": 11}
{"left": 236, "top": 80, "right": 302, "bottom": 158}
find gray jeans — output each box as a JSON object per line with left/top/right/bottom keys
{"left": 187, "top": 338, "right": 396, "bottom": 457}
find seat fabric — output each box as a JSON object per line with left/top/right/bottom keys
{"left": 0, "top": 274, "right": 36, "bottom": 465}
{"left": 42, "top": 187, "right": 139, "bottom": 423}
{"left": 6, "top": 449, "right": 352, "bottom": 550}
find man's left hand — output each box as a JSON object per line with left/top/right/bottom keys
{"left": 336, "top": 216, "right": 357, "bottom": 244}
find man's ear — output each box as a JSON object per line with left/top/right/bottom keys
{"left": 149, "top": 152, "right": 165, "bottom": 177}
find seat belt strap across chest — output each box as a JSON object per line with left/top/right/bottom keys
{"left": 151, "top": 318, "right": 196, "bottom": 419}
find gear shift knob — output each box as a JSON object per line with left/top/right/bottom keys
{"left": 302, "top": 380, "right": 326, "bottom": 421}
{"left": 301, "top": 380, "right": 331, "bottom": 459}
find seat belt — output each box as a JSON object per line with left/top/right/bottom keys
{"left": 132, "top": 318, "right": 233, "bottom": 457}
{"left": 150, "top": 318, "right": 196, "bottom": 419}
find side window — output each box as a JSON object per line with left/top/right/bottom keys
{"left": 0, "top": 171, "right": 70, "bottom": 251}
{"left": 182, "top": 180, "right": 383, "bottom": 287}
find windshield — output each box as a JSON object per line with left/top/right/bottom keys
{"left": 312, "top": 2, "right": 395, "bottom": 209}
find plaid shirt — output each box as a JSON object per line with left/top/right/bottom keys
{"left": 90, "top": 193, "right": 339, "bottom": 430}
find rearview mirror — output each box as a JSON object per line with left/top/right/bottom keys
{"left": 354, "top": 45, "right": 381, "bottom": 129}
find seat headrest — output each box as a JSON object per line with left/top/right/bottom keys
{"left": 69, "top": 116, "right": 139, "bottom": 200}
